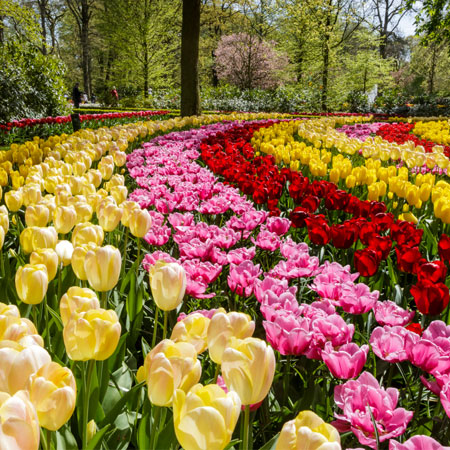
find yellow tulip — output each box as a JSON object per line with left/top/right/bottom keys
{"left": 0, "top": 302, "right": 20, "bottom": 317}
{"left": 55, "top": 240, "right": 74, "bottom": 266}
{"left": 20, "top": 226, "right": 58, "bottom": 254}
{"left": 63, "top": 308, "right": 121, "bottom": 361}
{"left": 98, "top": 202, "right": 123, "bottom": 232}
{"left": 28, "top": 361, "right": 77, "bottom": 431}
{"left": 0, "top": 315, "right": 43, "bottom": 347}
{"left": 221, "top": 337, "right": 275, "bottom": 405}
{"left": 0, "top": 205, "right": 9, "bottom": 234}
{"left": 121, "top": 201, "right": 140, "bottom": 227}
{"left": 113, "top": 151, "right": 127, "bottom": 167}
{"left": 73, "top": 201, "right": 93, "bottom": 223}
{"left": 5, "top": 189, "right": 24, "bottom": 212}
{"left": 0, "top": 390, "right": 40, "bottom": 450}
{"left": 128, "top": 208, "right": 152, "bottom": 238}
{"left": 29, "top": 248, "right": 58, "bottom": 281}
{"left": 24, "top": 204, "right": 49, "bottom": 228}
{"left": 139, "top": 339, "right": 201, "bottom": 406}
{"left": 207, "top": 310, "right": 255, "bottom": 364}
{"left": 110, "top": 185, "right": 128, "bottom": 205}
{"left": 15, "top": 263, "right": 48, "bottom": 305}
{"left": 22, "top": 184, "right": 42, "bottom": 206}
{"left": 0, "top": 340, "right": 51, "bottom": 394}
{"left": 276, "top": 410, "right": 341, "bottom": 450}
{"left": 60, "top": 286, "right": 100, "bottom": 326}
{"left": 149, "top": 260, "right": 186, "bottom": 311}
{"left": 171, "top": 313, "right": 211, "bottom": 353}
{"left": 71, "top": 222, "right": 104, "bottom": 247}
{"left": 84, "top": 245, "right": 121, "bottom": 292}
{"left": 53, "top": 205, "right": 77, "bottom": 234}
{"left": 71, "top": 242, "right": 97, "bottom": 281}
{"left": 173, "top": 384, "right": 241, "bottom": 450}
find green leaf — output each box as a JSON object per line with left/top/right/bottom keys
{"left": 155, "top": 414, "right": 177, "bottom": 450}
{"left": 258, "top": 433, "right": 279, "bottom": 450}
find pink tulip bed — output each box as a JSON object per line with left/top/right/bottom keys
{"left": 124, "top": 119, "right": 450, "bottom": 449}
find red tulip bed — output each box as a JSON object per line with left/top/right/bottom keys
{"left": 0, "top": 110, "right": 171, "bottom": 145}
{"left": 2, "top": 113, "right": 450, "bottom": 450}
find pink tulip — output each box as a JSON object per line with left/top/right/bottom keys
{"left": 264, "top": 216, "right": 291, "bottom": 235}
{"left": 142, "top": 252, "right": 177, "bottom": 271}
{"left": 333, "top": 371, "right": 413, "bottom": 448}
{"left": 227, "top": 247, "right": 256, "bottom": 265}
{"left": 321, "top": 342, "right": 369, "bottom": 379}
{"left": 370, "top": 326, "right": 417, "bottom": 363}
{"left": 251, "top": 230, "right": 281, "bottom": 251}
{"left": 279, "top": 237, "right": 309, "bottom": 259}
{"left": 168, "top": 212, "right": 194, "bottom": 228}
{"left": 263, "top": 314, "right": 312, "bottom": 355}
{"left": 389, "top": 435, "right": 450, "bottom": 450}
{"left": 374, "top": 300, "right": 415, "bottom": 326}
{"left": 337, "top": 283, "right": 379, "bottom": 314}
{"left": 227, "top": 260, "right": 262, "bottom": 297}
{"left": 253, "top": 276, "right": 297, "bottom": 304}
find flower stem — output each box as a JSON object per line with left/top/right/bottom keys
{"left": 151, "top": 306, "right": 160, "bottom": 347}
{"left": 137, "top": 237, "right": 141, "bottom": 277}
{"left": 82, "top": 360, "right": 96, "bottom": 449}
{"left": 242, "top": 405, "right": 251, "bottom": 450}
{"left": 162, "top": 310, "right": 168, "bottom": 340}
{"left": 121, "top": 228, "right": 129, "bottom": 279}
{"left": 101, "top": 291, "right": 107, "bottom": 309}
{"left": 150, "top": 404, "right": 161, "bottom": 450}
{"left": 213, "top": 363, "right": 220, "bottom": 383}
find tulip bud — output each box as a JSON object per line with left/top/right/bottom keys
{"left": 71, "top": 243, "right": 97, "bottom": 281}
{"left": 87, "top": 420, "right": 97, "bottom": 442}
{"left": 173, "top": 384, "right": 241, "bottom": 450}
{"left": 20, "top": 226, "right": 58, "bottom": 254}
{"left": 140, "top": 339, "right": 201, "bottom": 406}
{"left": 84, "top": 245, "right": 121, "bottom": 292}
{"left": 121, "top": 201, "right": 140, "bottom": 227}
{"left": 171, "top": 313, "right": 210, "bottom": 353}
{"left": 72, "top": 222, "right": 104, "bottom": 247}
{"left": 149, "top": 261, "right": 186, "bottom": 311}
{"left": 222, "top": 337, "right": 275, "bottom": 405}
{"left": 25, "top": 204, "right": 49, "bottom": 228}
{"left": 0, "top": 390, "right": 40, "bottom": 450}
{"left": 15, "top": 263, "right": 48, "bottom": 305}
{"left": 0, "top": 340, "right": 51, "bottom": 394}
{"left": 55, "top": 240, "right": 74, "bottom": 266}
{"left": 29, "top": 248, "right": 58, "bottom": 281}
{"left": 276, "top": 410, "right": 341, "bottom": 450}
{"left": 60, "top": 286, "right": 100, "bottom": 326}
{"left": 207, "top": 311, "right": 255, "bottom": 364}
{"left": 63, "top": 308, "right": 121, "bottom": 361}
{"left": 110, "top": 185, "right": 128, "bottom": 205}
{"left": 53, "top": 205, "right": 77, "bottom": 234}
{"left": 5, "top": 189, "right": 23, "bottom": 212}
{"left": 129, "top": 208, "right": 152, "bottom": 238}
{"left": 28, "top": 362, "right": 77, "bottom": 431}
{"left": 98, "top": 203, "right": 123, "bottom": 232}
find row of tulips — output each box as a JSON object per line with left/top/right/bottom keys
{"left": 125, "top": 119, "right": 450, "bottom": 448}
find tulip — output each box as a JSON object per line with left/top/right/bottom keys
{"left": 0, "top": 302, "right": 20, "bottom": 317}
{"left": 0, "top": 390, "right": 40, "bottom": 450}
{"left": 0, "top": 205, "right": 9, "bottom": 235}
{"left": 60, "top": 286, "right": 100, "bottom": 326}
{"left": 207, "top": 310, "right": 255, "bottom": 364}
{"left": 63, "top": 308, "right": 121, "bottom": 361}
{"left": 138, "top": 339, "right": 201, "bottom": 406}
{"left": 221, "top": 337, "right": 275, "bottom": 405}
{"left": 28, "top": 361, "right": 77, "bottom": 431}
{"left": 98, "top": 202, "right": 123, "bottom": 232}
{"left": 20, "top": 226, "right": 58, "bottom": 254}
{"left": 129, "top": 208, "right": 152, "bottom": 238}
{"left": 120, "top": 201, "right": 140, "bottom": 227}
{"left": 73, "top": 201, "right": 93, "bottom": 223}
{"left": 149, "top": 260, "right": 186, "bottom": 311}
{"left": 25, "top": 204, "right": 50, "bottom": 227}
{"left": 84, "top": 245, "right": 121, "bottom": 294}
{"left": 276, "top": 410, "right": 341, "bottom": 450}
{"left": 15, "top": 263, "right": 48, "bottom": 305}
{"left": 0, "top": 340, "right": 51, "bottom": 394}
{"left": 173, "top": 384, "right": 241, "bottom": 450}
{"left": 390, "top": 435, "right": 450, "bottom": 450}
{"left": 110, "top": 185, "right": 128, "bottom": 204}
{"left": 113, "top": 151, "right": 127, "bottom": 167}
{"left": 29, "top": 248, "right": 59, "bottom": 281}
{"left": 0, "top": 315, "right": 43, "bottom": 347}
{"left": 55, "top": 240, "right": 74, "bottom": 266}
{"left": 53, "top": 205, "right": 77, "bottom": 234}
{"left": 71, "top": 243, "right": 97, "bottom": 281}
{"left": 72, "top": 222, "right": 104, "bottom": 247}
{"left": 170, "top": 313, "right": 210, "bottom": 353}
{"left": 321, "top": 342, "right": 369, "bottom": 379}
{"left": 5, "top": 189, "right": 23, "bottom": 212}
{"left": 22, "top": 183, "right": 42, "bottom": 206}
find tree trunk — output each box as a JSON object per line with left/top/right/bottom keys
{"left": 0, "top": 16, "right": 4, "bottom": 45}
{"left": 143, "top": 40, "right": 149, "bottom": 97}
{"left": 181, "top": 0, "right": 201, "bottom": 116}
{"left": 38, "top": 0, "right": 48, "bottom": 55}
{"left": 428, "top": 43, "right": 438, "bottom": 95}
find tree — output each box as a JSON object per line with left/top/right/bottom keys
{"left": 181, "top": 0, "right": 201, "bottom": 116}
{"left": 215, "top": 33, "right": 290, "bottom": 89}
{"left": 65, "top": 0, "right": 95, "bottom": 97}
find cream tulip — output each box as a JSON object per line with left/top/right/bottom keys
{"left": 60, "top": 286, "right": 100, "bottom": 326}
{"left": 84, "top": 245, "right": 121, "bottom": 292}
{"left": 15, "top": 263, "right": 48, "bottom": 305}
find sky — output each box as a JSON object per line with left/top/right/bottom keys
{"left": 398, "top": 11, "right": 417, "bottom": 36}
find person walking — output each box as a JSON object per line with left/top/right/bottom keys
{"left": 110, "top": 86, "right": 119, "bottom": 106}
{"left": 72, "top": 83, "right": 82, "bottom": 108}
